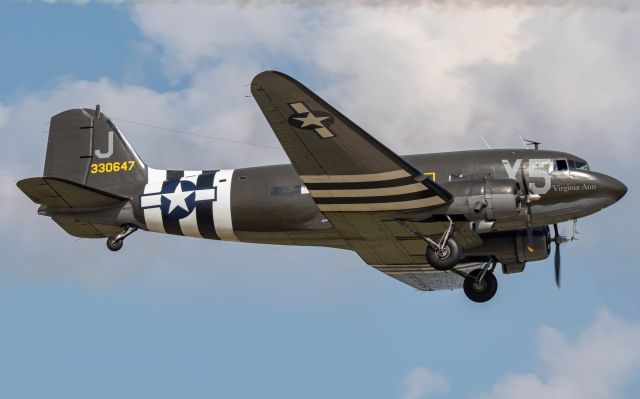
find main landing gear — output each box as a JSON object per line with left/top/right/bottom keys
{"left": 106, "top": 224, "right": 138, "bottom": 252}
{"left": 398, "top": 217, "right": 462, "bottom": 271}
{"left": 454, "top": 261, "right": 498, "bottom": 303}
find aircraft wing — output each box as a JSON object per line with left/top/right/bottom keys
{"left": 252, "top": 71, "right": 482, "bottom": 291}
{"left": 251, "top": 71, "right": 452, "bottom": 213}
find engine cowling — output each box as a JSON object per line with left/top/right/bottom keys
{"left": 445, "top": 178, "right": 523, "bottom": 224}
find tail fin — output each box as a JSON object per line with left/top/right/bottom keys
{"left": 43, "top": 107, "right": 146, "bottom": 197}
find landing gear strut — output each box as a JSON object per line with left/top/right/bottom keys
{"left": 461, "top": 261, "right": 498, "bottom": 303}
{"left": 106, "top": 224, "right": 138, "bottom": 252}
{"left": 398, "top": 216, "right": 462, "bottom": 271}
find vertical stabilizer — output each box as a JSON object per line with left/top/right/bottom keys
{"left": 43, "top": 108, "right": 146, "bottom": 197}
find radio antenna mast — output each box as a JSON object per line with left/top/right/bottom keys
{"left": 521, "top": 136, "right": 541, "bottom": 150}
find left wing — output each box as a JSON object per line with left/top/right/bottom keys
{"left": 252, "top": 71, "right": 483, "bottom": 291}
{"left": 251, "top": 71, "right": 452, "bottom": 213}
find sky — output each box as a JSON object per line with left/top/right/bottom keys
{"left": 1, "top": 1, "right": 640, "bottom": 398}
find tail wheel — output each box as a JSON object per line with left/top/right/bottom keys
{"left": 426, "top": 238, "right": 462, "bottom": 271}
{"left": 463, "top": 269, "right": 498, "bottom": 303}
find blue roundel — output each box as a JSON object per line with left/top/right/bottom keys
{"left": 160, "top": 180, "right": 197, "bottom": 220}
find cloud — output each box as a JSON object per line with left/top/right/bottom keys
{"left": 476, "top": 309, "right": 640, "bottom": 399}
{"left": 129, "top": 2, "right": 640, "bottom": 159}
{"left": 402, "top": 311, "right": 640, "bottom": 399}
{"left": 130, "top": 2, "right": 532, "bottom": 152}
{"left": 400, "top": 368, "right": 450, "bottom": 399}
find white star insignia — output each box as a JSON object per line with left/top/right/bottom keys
{"left": 162, "top": 184, "right": 194, "bottom": 214}
{"left": 294, "top": 112, "right": 329, "bottom": 128}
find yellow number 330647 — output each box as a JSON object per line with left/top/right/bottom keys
{"left": 90, "top": 161, "right": 135, "bottom": 174}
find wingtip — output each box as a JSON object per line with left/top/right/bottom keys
{"left": 251, "top": 70, "right": 300, "bottom": 97}
{"left": 252, "top": 70, "right": 296, "bottom": 85}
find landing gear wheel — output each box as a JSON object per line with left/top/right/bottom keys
{"left": 106, "top": 236, "right": 124, "bottom": 252}
{"left": 463, "top": 269, "right": 498, "bottom": 303}
{"left": 426, "top": 238, "right": 461, "bottom": 271}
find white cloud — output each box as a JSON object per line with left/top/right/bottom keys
{"left": 402, "top": 311, "right": 640, "bottom": 399}
{"left": 130, "top": 3, "right": 533, "bottom": 153}
{"left": 128, "top": 2, "right": 640, "bottom": 159}
{"left": 400, "top": 368, "right": 450, "bottom": 399}
{"left": 477, "top": 310, "right": 640, "bottom": 399}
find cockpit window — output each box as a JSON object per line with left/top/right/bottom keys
{"left": 574, "top": 161, "right": 590, "bottom": 171}
{"left": 568, "top": 160, "right": 576, "bottom": 169}
{"left": 554, "top": 159, "right": 569, "bottom": 172}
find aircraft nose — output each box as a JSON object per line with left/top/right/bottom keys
{"left": 602, "top": 175, "right": 627, "bottom": 202}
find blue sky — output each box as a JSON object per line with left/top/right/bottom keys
{"left": 1, "top": 2, "right": 640, "bottom": 399}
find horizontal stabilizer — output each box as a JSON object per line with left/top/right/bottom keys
{"left": 51, "top": 217, "right": 122, "bottom": 239}
{"left": 17, "top": 177, "right": 127, "bottom": 209}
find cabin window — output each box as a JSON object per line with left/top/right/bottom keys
{"left": 554, "top": 159, "right": 569, "bottom": 172}
{"left": 271, "top": 185, "right": 303, "bottom": 196}
{"left": 449, "top": 173, "right": 463, "bottom": 182}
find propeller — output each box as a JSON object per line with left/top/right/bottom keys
{"left": 553, "top": 224, "right": 561, "bottom": 288}
{"left": 552, "top": 222, "right": 574, "bottom": 289}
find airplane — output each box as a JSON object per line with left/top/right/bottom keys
{"left": 17, "top": 71, "right": 627, "bottom": 303}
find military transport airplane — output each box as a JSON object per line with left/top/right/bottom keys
{"left": 17, "top": 71, "right": 627, "bottom": 302}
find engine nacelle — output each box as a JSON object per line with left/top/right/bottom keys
{"left": 444, "top": 178, "right": 524, "bottom": 231}
{"left": 464, "top": 227, "right": 551, "bottom": 265}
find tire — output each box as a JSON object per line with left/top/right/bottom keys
{"left": 426, "top": 238, "right": 461, "bottom": 271}
{"left": 463, "top": 269, "right": 498, "bottom": 303}
{"left": 107, "top": 236, "right": 123, "bottom": 252}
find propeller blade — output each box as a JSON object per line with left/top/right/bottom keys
{"left": 553, "top": 223, "right": 561, "bottom": 288}
{"left": 554, "top": 243, "right": 561, "bottom": 288}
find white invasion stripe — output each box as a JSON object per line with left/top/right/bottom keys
{"left": 147, "top": 167, "right": 167, "bottom": 182}
{"left": 212, "top": 169, "right": 238, "bottom": 241}
{"left": 195, "top": 189, "right": 216, "bottom": 201}
{"left": 300, "top": 170, "right": 411, "bottom": 183}
{"left": 309, "top": 183, "right": 427, "bottom": 198}
{"left": 316, "top": 196, "right": 445, "bottom": 212}
{"left": 143, "top": 175, "right": 166, "bottom": 234}
{"left": 179, "top": 174, "right": 202, "bottom": 238}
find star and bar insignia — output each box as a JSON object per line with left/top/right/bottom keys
{"left": 287, "top": 102, "right": 335, "bottom": 139}
{"left": 140, "top": 180, "right": 217, "bottom": 220}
